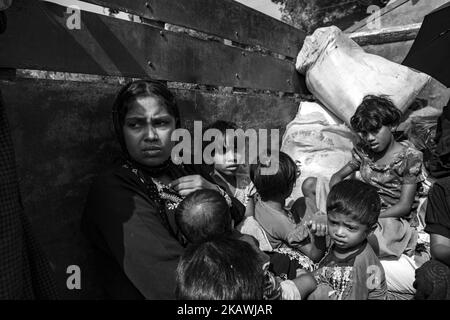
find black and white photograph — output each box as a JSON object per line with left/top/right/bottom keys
{"left": 0, "top": 0, "right": 449, "bottom": 309}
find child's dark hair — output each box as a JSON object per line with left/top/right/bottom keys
{"left": 350, "top": 95, "right": 402, "bottom": 134}
{"left": 250, "top": 151, "right": 298, "bottom": 201}
{"left": 175, "top": 189, "right": 232, "bottom": 244}
{"left": 203, "top": 120, "right": 239, "bottom": 156}
{"left": 175, "top": 236, "right": 264, "bottom": 300}
{"left": 327, "top": 179, "right": 381, "bottom": 229}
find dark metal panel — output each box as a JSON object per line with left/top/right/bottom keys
{"left": 82, "top": 0, "right": 305, "bottom": 58}
{"left": 0, "top": 0, "right": 306, "bottom": 93}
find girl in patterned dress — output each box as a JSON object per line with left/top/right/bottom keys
{"left": 330, "top": 95, "right": 426, "bottom": 260}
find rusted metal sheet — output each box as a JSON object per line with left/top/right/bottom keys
{"left": 0, "top": 0, "right": 306, "bottom": 93}
{"left": 82, "top": 0, "right": 305, "bottom": 58}
{"left": 0, "top": 76, "right": 300, "bottom": 298}
{"left": 349, "top": 23, "right": 421, "bottom": 46}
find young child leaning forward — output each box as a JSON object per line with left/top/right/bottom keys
{"left": 249, "top": 151, "right": 327, "bottom": 265}
{"left": 310, "top": 179, "right": 387, "bottom": 300}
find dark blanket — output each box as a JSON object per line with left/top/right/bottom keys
{"left": 0, "top": 90, "right": 58, "bottom": 299}
{"left": 429, "top": 104, "right": 450, "bottom": 179}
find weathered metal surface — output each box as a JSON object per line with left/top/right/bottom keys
{"left": 82, "top": 0, "right": 305, "bottom": 58}
{"left": 0, "top": 0, "right": 306, "bottom": 93}
{"left": 346, "top": 0, "right": 449, "bottom": 33}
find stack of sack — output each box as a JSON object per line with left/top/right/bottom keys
{"left": 295, "top": 26, "right": 430, "bottom": 126}
{"left": 282, "top": 26, "right": 431, "bottom": 203}
{"left": 282, "top": 101, "right": 355, "bottom": 209}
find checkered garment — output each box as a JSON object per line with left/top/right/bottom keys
{"left": 0, "top": 89, "right": 58, "bottom": 299}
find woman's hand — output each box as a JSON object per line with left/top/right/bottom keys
{"left": 169, "top": 175, "right": 217, "bottom": 197}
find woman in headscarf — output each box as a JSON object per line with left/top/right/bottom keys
{"left": 82, "top": 80, "right": 244, "bottom": 299}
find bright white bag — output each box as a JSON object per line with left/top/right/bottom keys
{"left": 281, "top": 101, "right": 355, "bottom": 204}
{"left": 296, "top": 26, "right": 430, "bottom": 125}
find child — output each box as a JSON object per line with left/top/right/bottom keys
{"left": 311, "top": 179, "right": 387, "bottom": 300}
{"left": 330, "top": 95, "right": 426, "bottom": 259}
{"left": 203, "top": 120, "right": 252, "bottom": 206}
{"left": 250, "top": 151, "right": 327, "bottom": 263}
{"left": 175, "top": 189, "right": 318, "bottom": 300}
{"left": 175, "top": 236, "right": 266, "bottom": 300}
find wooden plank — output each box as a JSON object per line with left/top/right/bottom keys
{"left": 80, "top": 0, "right": 305, "bottom": 58}
{"left": 349, "top": 23, "right": 421, "bottom": 46}
{"left": 345, "top": 0, "right": 410, "bottom": 33}
{"left": 0, "top": 0, "right": 306, "bottom": 93}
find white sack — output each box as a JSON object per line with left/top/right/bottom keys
{"left": 281, "top": 101, "right": 355, "bottom": 204}
{"left": 296, "top": 26, "right": 430, "bottom": 125}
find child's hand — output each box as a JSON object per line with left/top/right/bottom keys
{"left": 306, "top": 283, "right": 336, "bottom": 300}
{"left": 306, "top": 220, "right": 327, "bottom": 237}
{"left": 169, "top": 175, "right": 217, "bottom": 197}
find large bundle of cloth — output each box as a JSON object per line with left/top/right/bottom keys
{"left": 296, "top": 26, "right": 430, "bottom": 125}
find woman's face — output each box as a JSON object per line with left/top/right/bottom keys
{"left": 123, "top": 95, "right": 176, "bottom": 167}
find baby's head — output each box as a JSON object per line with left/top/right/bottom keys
{"left": 250, "top": 151, "right": 299, "bottom": 202}
{"left": 205, "top": 120, "right": 240, "bottom": 176}
{"left": 326, "top": 179, "right": 381, "bottom": 251}
{"left": 350, "top": 95, "right": 402, "bottom": 153}
{"left": 175, "top": 236, "right": 264, "bottom": 300}
{"left": 175, "top": 189, "right": 232, "bottom": 244}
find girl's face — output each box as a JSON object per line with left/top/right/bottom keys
{"left": 327, "top": 212, "right": 370, "bottom": 251}
{"left": 123, "top": 96, "right": 176, "bottom": 167}
{"left": 213, "top": 133, "right": 240, "bottom": 176}
{"left": 358, "top": 125, "right": 393, "bottom": 153}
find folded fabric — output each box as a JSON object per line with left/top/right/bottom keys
{"left": 414, "top": 259, "right": 450, "bottom": 300}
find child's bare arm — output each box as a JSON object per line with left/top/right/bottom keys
{"left": 329, "top": 163, "right": 357, "bottom": 189}
{"left": 306, "top": 220, "right": 327, "bottom": 262}
{"left": 379, "top": 183, "right": 416, "bottom": 218}
{"left": 291, "top": 221, "right": 326, "bottom": 262}
{"left": 244, "top": 196, "right": 254, "bottom": 217}
{"left": 244, "top": 184, "right": 257, "bottom": 217}
{"left": 289, "top": 272, "right": 317, "bottom": 299}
